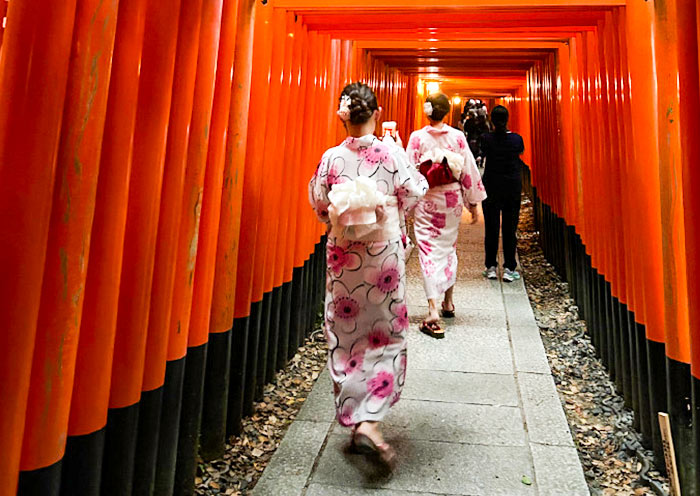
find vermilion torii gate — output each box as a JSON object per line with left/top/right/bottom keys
{"left": 0, "top": 0, "right": 698, "bottom": 494}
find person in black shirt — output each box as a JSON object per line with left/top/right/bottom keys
{"left": 479, "top": 105, "right": 525, "bottom": 282}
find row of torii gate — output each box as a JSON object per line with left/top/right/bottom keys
{"left": 0, "top": 0, "right": 699, "bottom": 495}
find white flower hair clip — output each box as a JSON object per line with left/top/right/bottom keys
{"left": 337, "top": 95, "right": 351, "bottom": 122}
{"left": 423, "top": 101, "right": 433, "bottom": 117}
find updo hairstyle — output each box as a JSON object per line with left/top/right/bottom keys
{"left": 491, "top": 105, "right": 509, "bottom": 134}
{"left": 340, "top": 82, "right": 379, "bottom": 125}
{"left": 426, "top": 93, "right": 451, "bottom": 121}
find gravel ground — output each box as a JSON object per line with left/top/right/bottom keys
{"left": 517, "top": 196, "right": 670, "bottom": 496}
{"left": 195, "top": 328, "right": 328, "bottom": 495}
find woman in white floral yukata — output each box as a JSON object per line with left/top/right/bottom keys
{"left": 407, "top": 93, "right": 487, "bottom": 338}
{"left": 308, "top": 82, "right": 428, "bottom": 469}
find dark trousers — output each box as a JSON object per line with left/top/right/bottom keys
{"left": 483, "top": 192, "right": 521, "bottom": 270}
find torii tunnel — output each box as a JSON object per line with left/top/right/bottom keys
{"left": 0, "top": 0, "right": 698, "bottom": 494}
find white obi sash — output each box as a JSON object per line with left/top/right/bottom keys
{"left": 328, "top": 177, "right": 401, "bottom": 242}
{"left": 419, "top": 148, "right": 465, "bottom": 179}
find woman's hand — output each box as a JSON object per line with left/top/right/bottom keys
{"left": 375, "top": 205, "right": 386, "bottom": 223}
{"left": 468, "top": 204, "right": 480, "bottom": 224}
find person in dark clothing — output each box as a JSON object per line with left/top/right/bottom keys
{"left": 479, "top": 105, "right": 525, "bottom": 282}
{"left": 464, "top": 108, "right": 480, "bottom": 155}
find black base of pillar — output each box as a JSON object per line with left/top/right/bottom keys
{"left": 101, "top": 402, "right": 139, "bottom": 496}
{"left": 277, "top": 281, "right": 293, "bottom": 371}
{"left": 267, "top": 285, "right": 282, "bottom": 383}
{"left": 61, "top": 428, "right": 105, "bottom": 496}
{"left": 133, "top": 387, "right": 164, "bottom": 495}
{"left": 173, "top": 343, "right": 207, "bottom": 496}
{"left": 154, "top": 356, "right": 186, "bottom": 495}
{"left": 692, "top": 376, "right": 700, "bottom": 493}
{"left": 617, "top": 300, "right": 632, "bottom": 407}
{"left": 635, "top": 322, "right": 653, "bottom": 447}
{"left": 646, "top": 340, "right": 667, "bottom": 468}
{"left": 227, "top": 317, "right": 249, "bottom": 436}
{"left": 201, "top": 330, "right": 232, "bottom": 460}
{"left": 243, "top": 301, "right": 262, "bottom": 417}
{"left": 289, "top": 266, "right": 304, "bottom": 359}
{"left": 668, "top": 358, "right": 694, "bottom": 492}
{"left": 256, "top": 293, "right": 271, "bottom": 400}
{"left": 18, "top": 459, "right": 62, "bottom": 496}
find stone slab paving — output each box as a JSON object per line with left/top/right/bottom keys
{"left": 253, "top": 216, "right": 589, "bottom": 496}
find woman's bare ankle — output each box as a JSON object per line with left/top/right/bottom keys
{"left": 356, "top": 421, "right": 384, "bottom": 444}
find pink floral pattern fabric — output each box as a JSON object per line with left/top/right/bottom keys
{"left": 408, "top": 125, "right": 487, "bottom": 300}
{"left": 309, "top": 134, "right": 427, "bottom": 427}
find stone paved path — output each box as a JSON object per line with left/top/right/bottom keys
{"left": 253, "top": 215, "right": 589, "bottom": 496}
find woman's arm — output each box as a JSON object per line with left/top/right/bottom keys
{"left": 459, "top": 137, "right": 487, "bottom": 207}
{"left": 406, "top": 131, "right": 423, "bottom": 169}
{"left": 308, "top": 152, "right": 332, "bottom": 225}
{"left": 393, "top": 149, "right": 428, "bottom": 214}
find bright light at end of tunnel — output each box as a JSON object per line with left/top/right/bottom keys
{"left": 453, "top": 96, "right": 461, "bottom": 106}
{"left": 426, "top": 82, "right": 441, "bottom": 94}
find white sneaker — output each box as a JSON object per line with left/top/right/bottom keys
{"left": 484, "top": 266, "right": 498, "bottom": 280}
{"left": 503, "top": 268, "right": 521, "bottom": 283}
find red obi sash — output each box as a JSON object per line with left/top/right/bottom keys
{"left": 419, "top": 159, "right": 459, "bottom": 189}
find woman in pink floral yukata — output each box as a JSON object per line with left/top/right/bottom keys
{"left": 407, "top": 93, "right": 487, "bottom": 338}
{"left": 308, "top": 83, "right": 427, "bottom": 469}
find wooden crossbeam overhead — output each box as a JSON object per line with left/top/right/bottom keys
{"left": 298, "top": 9, "right": 608, "bottom": 30}
{"left": 271, "top": 0, "right": 611, "bottom": 121}
{"left": 356, "top": 40, "right": 566, "bottom": 49}
{"left": 314, "top": 31, "right": 585, "bottom": 42}
{"left": 267, "top": 0, "right": 613, "bottom": 92}
{"left": 272, "top": 0, "right": 624, "bottom": 10}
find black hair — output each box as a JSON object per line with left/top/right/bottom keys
{"left": 426, "top": 93, "right": 451, "bottom": 122}
{"left": 491, "top": 105, "right": 509, "bottom": 134}
{"left": 340, "top": 82, "right": 379, "bottom": 125}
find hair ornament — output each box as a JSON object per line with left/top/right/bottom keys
{"left": 337, "top": 95, "right": 352, "bottom": 122}
{"left": 423, "top": 101, "right": 434, "bottom": 117}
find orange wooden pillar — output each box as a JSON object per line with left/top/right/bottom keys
{"left": 610, "top": 8, "right": 633, "bottom": 319}
{"left": 292, "top": 27, "right": 320, "bottom": 360}
{"left": 281, "top": 16, "right": 309, "bottom": 366}
{"left": 653, "top": 0, "right": 694, "bottom": 485}
{"left": 305, "top": 33, "right": 330, "bottom": 340}
{"left": 248, "top": 7, "right": 288, "bottom": 402}
{"left": 167, "top": 0, "right": 224, "bottom": 492}
{"left": 297, "top": 23, "right": 314, "bottom": 350}
{"left": 288, "top": 24, "right": 313, "bottom": 360}
{"left": 64, "top": 0, "right": 148, "bottom": 493}
{"left": 194, "top": 0, "right": 242, "bottom": 462}
{"left": 266, "top": 13, "right": 299, "bottom": 384}
{"left": 211, "top": 0, "right": 256, "bottom": 438}
{"left": 101, "top": 0, "right": 182, "bottom": 492}
{"left": 616, "top": 7, "right": 645, "bottom": 425}
{"left": 257, "top": 9, "right": 293, "bottom": 390}
{"left": 602, "top": 11, "right": 624, "bottom": 390}
{"left": 616, "top": 8, "right": 642, "bottom": 342}
{"left": 672, "top": 1, "right": 700, "bottom": 493}
{"left": 232, "top": 0, "right": 274, "bottom": 418}
{"left": 594, "top": 16, "right": 619, "bottom": 401}
{"left": 688, "top": 0, "right": 700, "bottom": 490}
{"left": 132, "top": 0, "right": 203, "bottom": 492}
{"left": 16, "top": 0, "right": 120, "bottom": 494}
{"left": 624, "top": 0, "right": 666, "bottom": 447}
{"left": 134, "top": 0, "right": 203, "bottom": 494}
{"left": 605, "top": 9, "right": 635, "bottom": 413}
{"left": 0, "top": 0, "right": 77, "bottom": 492}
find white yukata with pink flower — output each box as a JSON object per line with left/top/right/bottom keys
{"left": 309, "top": 134, "right": 428, "bottom": 427}
{"left": 407, "top": 125, "right": 487, "bottom": 300}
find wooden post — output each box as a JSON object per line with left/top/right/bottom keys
{"left": 659, "top": 413, "right": 683, "bottom": 496}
